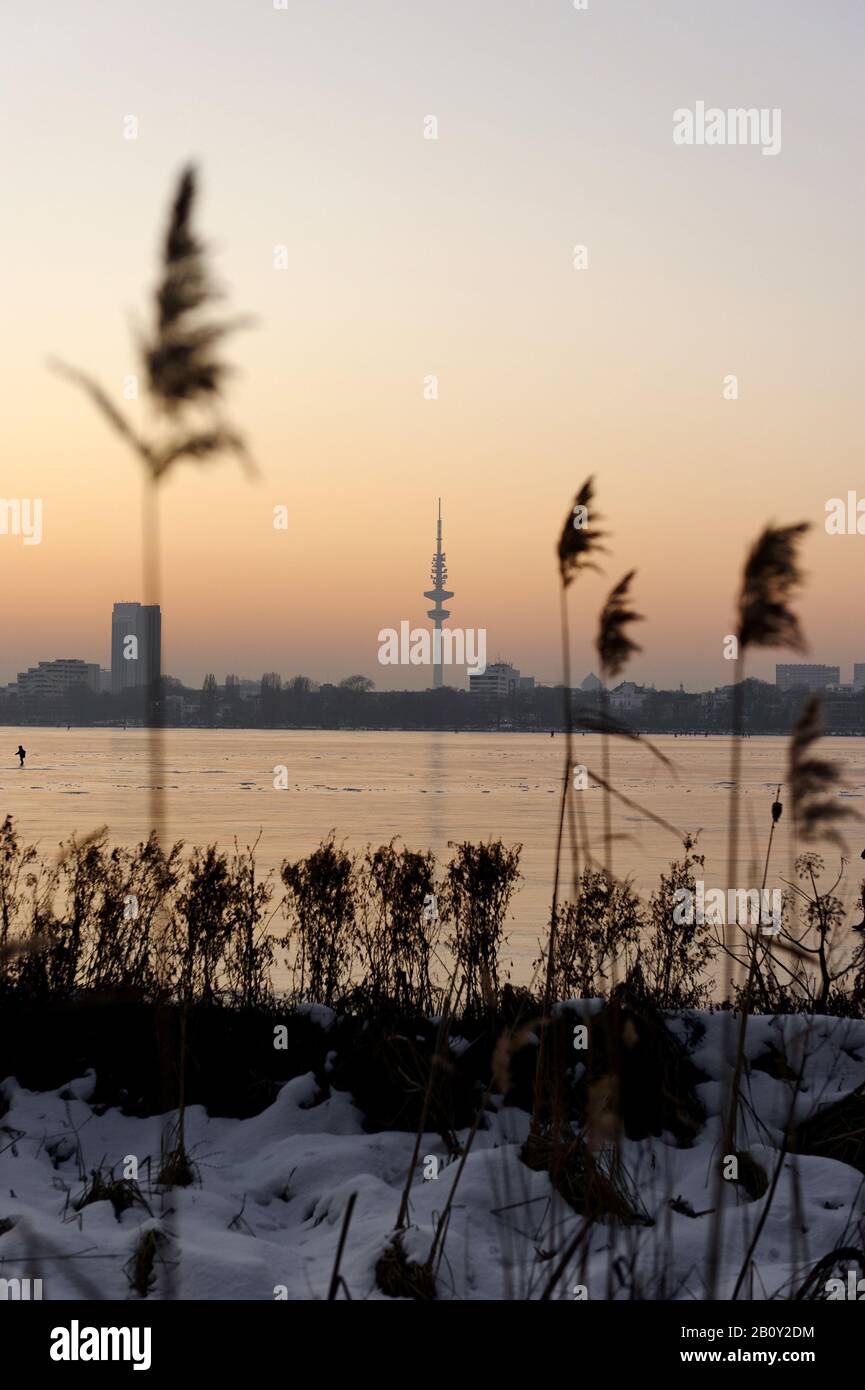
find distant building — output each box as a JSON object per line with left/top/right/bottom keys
{"left": 776, "top": 664, "right": 840, "bottom": 693}
{"left": 609, "top": 680, "right": 647, "bottom": 713}
{"left": 854, "top": 663, "right": 865, "bottom": 691}
{"left": 469, "top": 662, "right": 522, "bottom": 698}
{"left": 111, "top": 602, "right": 161, "bottom": 695}
{"left": 16, "top": 659, "right": 100, "bottom": 700}
{"left": 235, "top": 679, "right": 262, "bottom": 700}
{"left": 580, "top": 672, "right": 603, "bottom": 692}
{"left": 163, "top": 694, "right": 186, "bottom": 724}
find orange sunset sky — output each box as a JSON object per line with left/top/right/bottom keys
{"left": 2, "top": 0, "right": 863, "bottom": 691}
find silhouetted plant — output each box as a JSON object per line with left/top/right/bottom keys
{"left": 728, "top": 522, "right": 810, "bottom": 888}
{"left": 850, "top": 918, "right": 865, "bottom": 1012}
{"left": 536, "top": 868, "right": 643, "bottom": 1000}
{"left": 224, "top": 838, "right": 275, "bottom": 1011}
{"left": 52, "top": 833, "right": 110, "bottom": 994}
{"left": 444, "top": 839, "right": 521, "bottom": 1014}
{"left": 4, "top": 819, "right": 865, "bottom": 1021}
{"left": 596, "top": 571, "right": 643, "bottom": 681}
{"left": 778, "top": 854, "right": 852, "bottom": 1015}
{"left": 707, "top": 520, "right": 811, "bottom": 1298}
{"left": 71, "top": 834, "right": 182, "bottom": 997}
{"left": 280, "top": 834, "right": 356, "bottom": 1006}
{"left": 355, "top": 841, "right": 440, "bottom": 1013}
{"left": 789, "top": 696, "right": 861, "bottom": 850}
{"left": 557, "top": 477, "right": 606, "bottom": 590}
{"left": 534, "top": 480, "right": 608, "bottom": 1138}
{"left": 12, "top": 858, "right": 61, "bottom": 999}
{"left": 170, "top": 845, "right": 236, "bottom": 1005}
{"left": 50, "top": 164, "right": 254, "bottom": 835}
{"left": 596, "top": 570, "right": 644, "bottom": 879}
{"left": 0, "top": 816, "right": 38, "bottom": 992}
{"left": 642, "top": 835, "right": 715, "bottom": 1008}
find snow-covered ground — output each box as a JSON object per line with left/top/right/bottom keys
{"left": 2, "top": 1009, "right": 864, "bottom": 1300}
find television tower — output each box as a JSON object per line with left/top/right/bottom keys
{"left": 424, "top": 499, "right": 454, "bottom": 689}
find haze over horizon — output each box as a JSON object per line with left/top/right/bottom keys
{"left": 3, "top": 0, "right": 863, "bottom": 691}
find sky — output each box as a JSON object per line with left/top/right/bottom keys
{"left": 2, "top": 0, "right": 863, "bottom": 691}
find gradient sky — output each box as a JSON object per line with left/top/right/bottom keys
{"left": 2, "top": 0, "right": 863, "bottom": 690}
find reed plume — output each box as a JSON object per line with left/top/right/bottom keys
{"left": 596, "top": 571, "right": 643, "bottom": 875}
{"left": 597, "top": 571, "right": 643, "bottom": 681}
{"left": 789, "top": 697, "right": 860, "bottom": 849}
{"left": 727, "top": 521, "right": 810, "bottom": 891}
{"left": 737, "top": 523, "right": 810, "bottom": 654}
{"left": 557, "top": 477, "right": 606, "bottom": 588}
{"left": 52, "top": 165, "right": 253, "bottom": 483}
{"left": 50, "top": 164, "right": 255, "bottom": 838}
{"left": 142, "top": 167, "right": 254, "bottom": 475}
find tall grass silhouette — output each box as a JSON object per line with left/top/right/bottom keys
{"left": 531, "top": 481, "right": 606, "bottom": 1136}
{"left": 728, "top": 523, "right": 809, "bottom": 906}
{"left": 596, "top": 569, "right": 643, "bottom": 881}
{"left": 48, "top": 164, "right": 255, "bottom": 1297}
{"left": 50, "top": 164, "right": 254, "bottom": 840}
{"left": 707, "top": 520, "right": 810, "bottom": 1298}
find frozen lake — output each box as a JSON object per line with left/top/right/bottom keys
{"left": 3, "top": 728, "right": 863, "bottom": 978}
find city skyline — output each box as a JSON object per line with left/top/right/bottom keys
{"left": 3, "top": 1, "right": 863, "bottom": 693}
{"left": 6, "top": 609, "right": 864, "bottom": 698}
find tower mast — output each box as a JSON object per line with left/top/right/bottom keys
{"left": 424, "top": 499, "right": 454, "bottom": 689}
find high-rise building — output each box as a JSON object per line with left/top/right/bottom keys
{"left": 776, "top": 663, "right": 840, "bottom": 693}
{"left": 423, "top": 500, "right": 454, "bottom": 690}
{"left": 854, "top": 663, "right": 865, "bottom": 691}
{"left": 111, "top": 602, "right": 161, "bottom": 695}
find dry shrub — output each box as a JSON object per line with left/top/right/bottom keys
{"left": 731, "top": 1151, "right": 769, "bottom": 1201}
{"left": 795, "top": 1085, "right": 865, "bottom": 1175}
{"left": 642, "top": 835, "right": 715, "bottom": 1008}
{"left": 280, "top": 834, "right": 356, "bottom": 1007}
{"left": 354, "top": 841, "right": 440, "bottom": 1014}
{"left": 75, "top": 1169, "right": 149, "bottom": 1220}
{"left": 537, "top": 869, "right": 643, "bottom": 999}
{"left": 125, "top": 1228, "right": 167, "bottom": 1299}
{"left": 375, "top": 1235, "right": 436, "bottom": 1300}
{"left": 521, "top": 1130, "right": 646, "bottom": 1226}
{"left": 445, "top": 839, "right": 521, "bottom": 1015}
